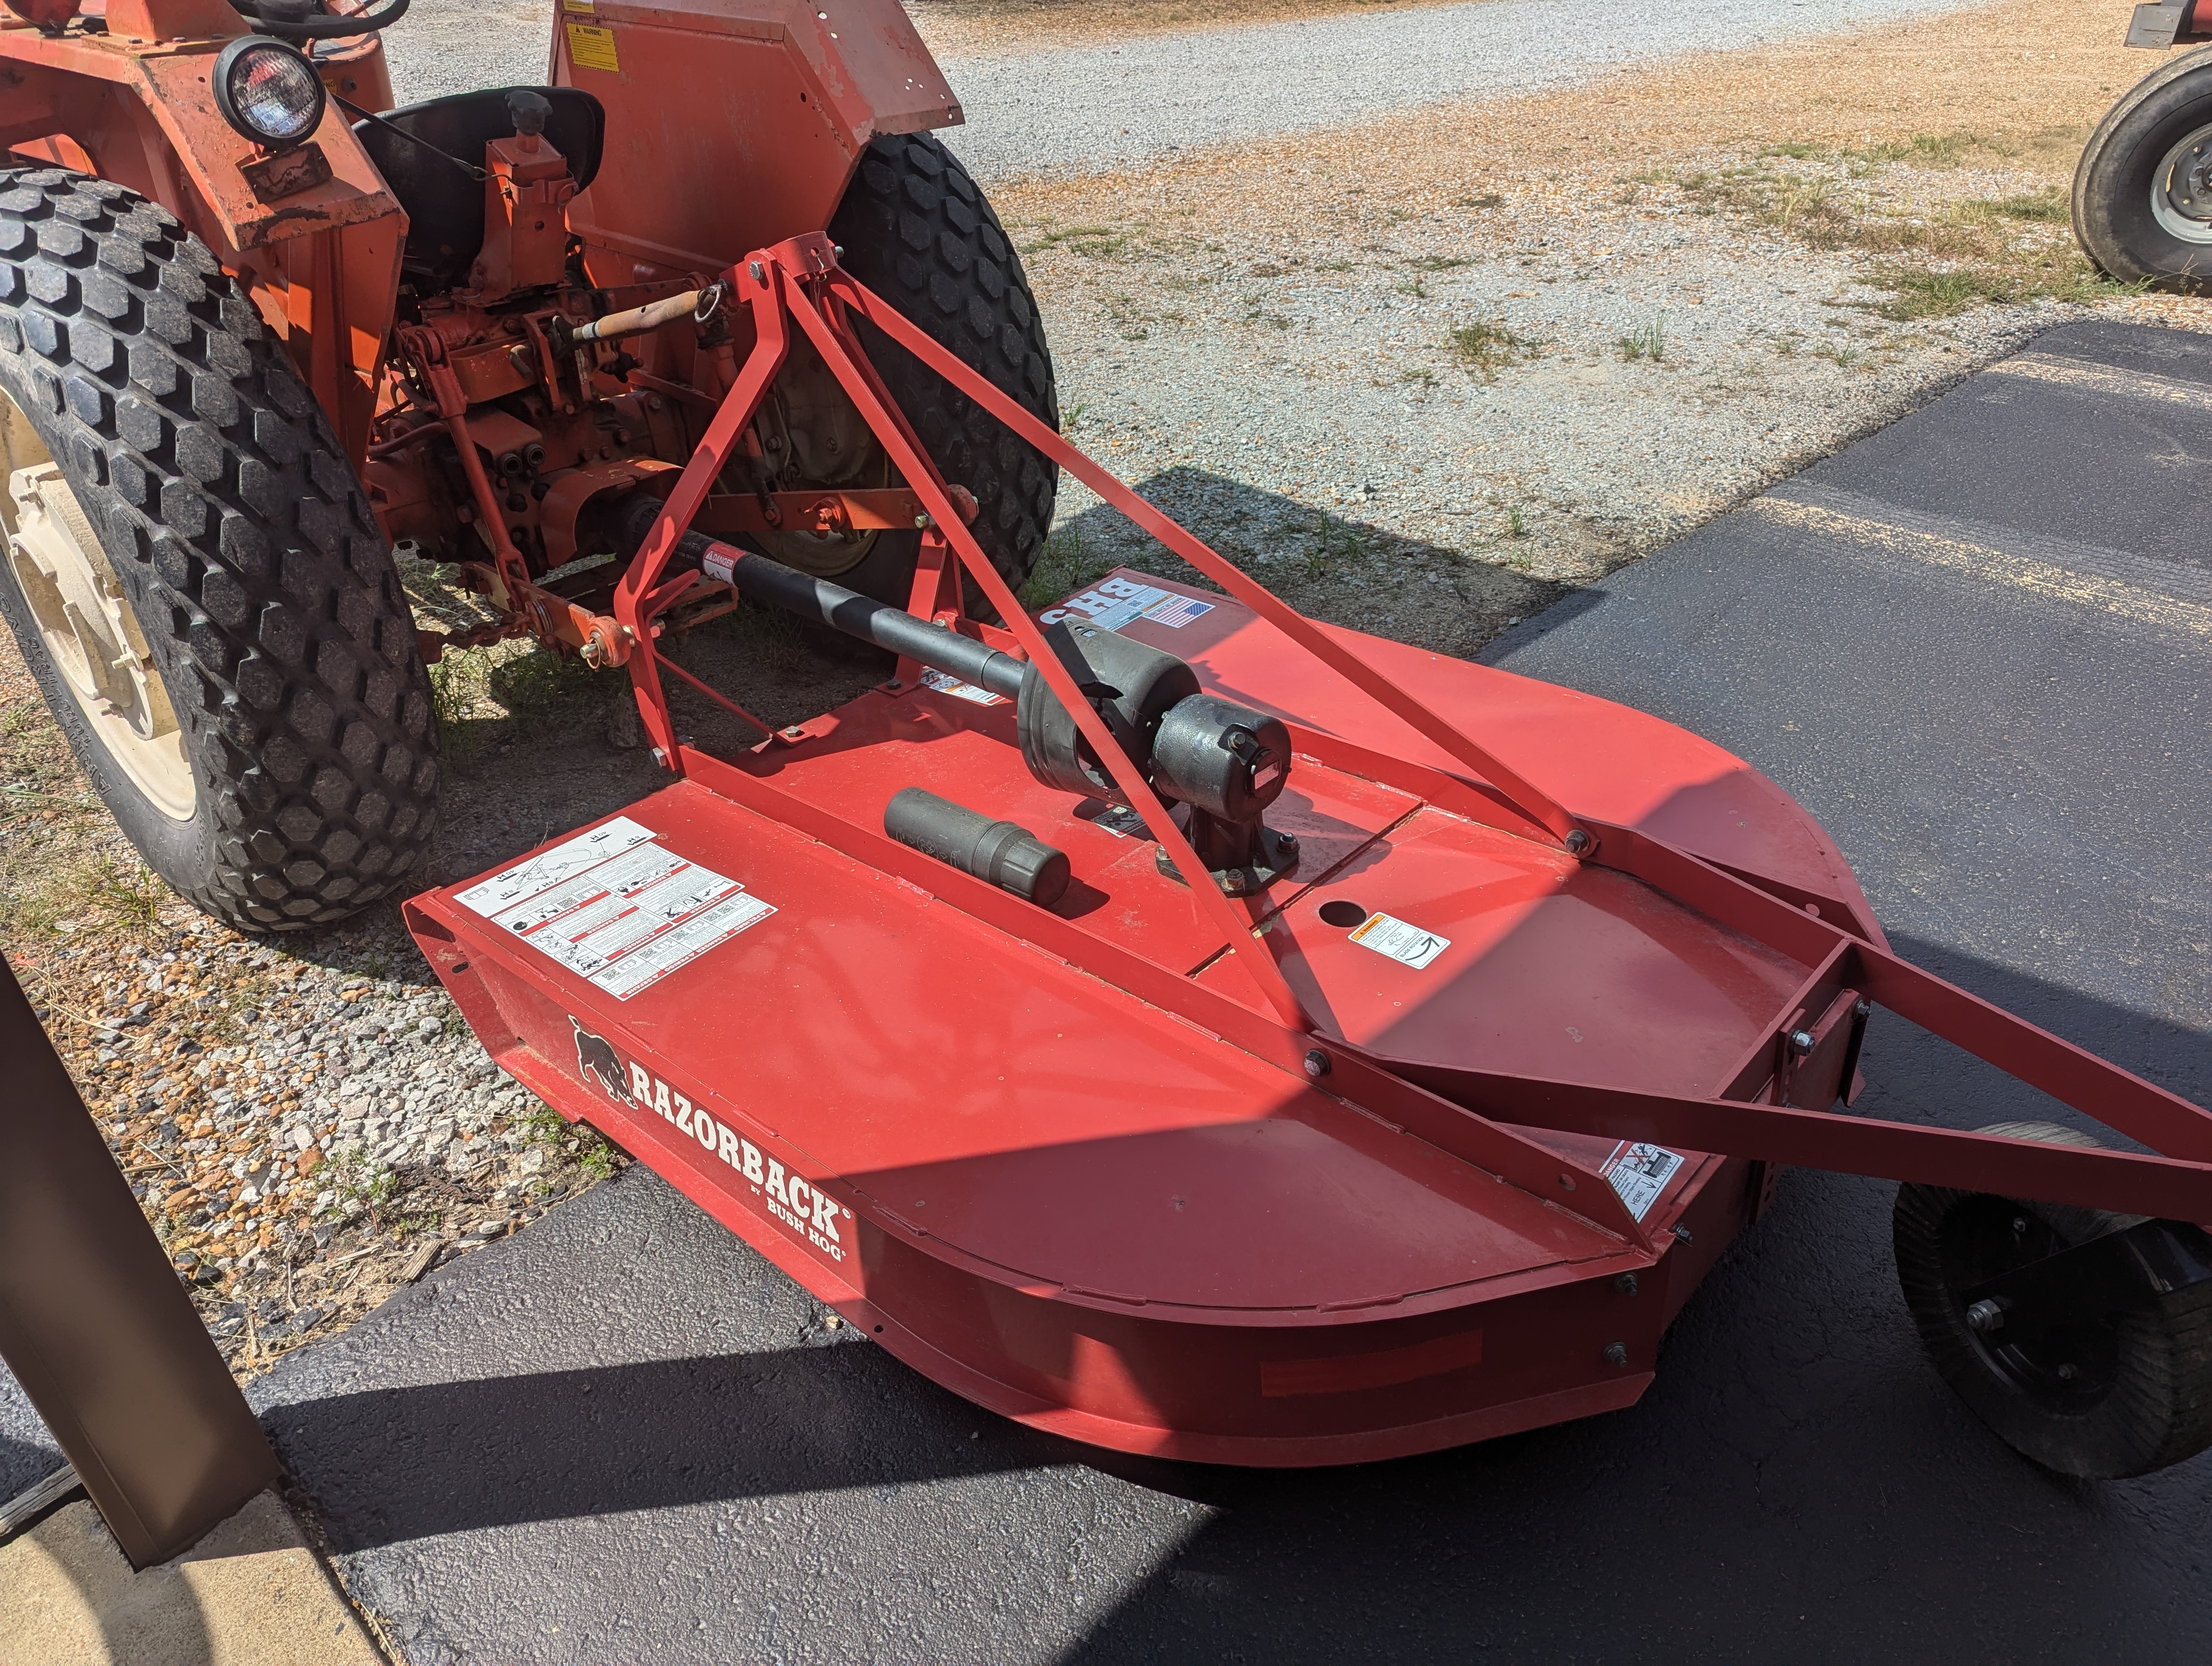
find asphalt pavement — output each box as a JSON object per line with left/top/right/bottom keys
{"left": 10, "top": 317, "right": 2212, "bottom": 1661}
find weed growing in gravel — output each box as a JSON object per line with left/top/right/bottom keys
{"left": 1303, "top": 519, "right": 1375, "bottom": 579}
{"left": 1967, "top": 189, "right": 2069, "bottom": 224}
{"left": 1021, "top": 528, "right": 1118, "bottom": 613}
{"left": 429, "top": 636, "right": 605, "bottom": 763}
{"left": 1404, "top": 254, "right": 1474, "bottom": 272}
{"left": 1448, "top": 320, "right": 1539, "bottom": 379}
{"left": 1654, "top": 130, "right": 2124, "bottom": 325}
{"left": 1022, "top": 223, "right": 1136, "bottom": 260}
{"left": 1395, "top": 275, "right": 1429, "bottom": 298}
{"left": 1618, "top": 316, "right": 1667, "bottom": 363}
{"left": 1871, "top": 261, "right": 2137, "bottom": 319}
{"left": 1105, "top": 291, "right": 1191, "bottom": 339}
{"left": 1452, "top": 193, "right": 1504, "bottom": 210}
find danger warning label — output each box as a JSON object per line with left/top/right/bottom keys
{"left": 1347, "top": 911, "right": 1451, "bottom": 970}
{"left": 1600, "top": 1142, "right": 1686, "bottom": 1221}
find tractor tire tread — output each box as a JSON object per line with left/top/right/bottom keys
{"left": 829, "top": 132, "right": 1058, "bottom": 598}
{"left": 0, "top": 167, "right": 438, "bottom": 931}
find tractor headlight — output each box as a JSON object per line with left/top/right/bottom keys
{"left": 212, "top": 38, "right": 327, "bottom": 151}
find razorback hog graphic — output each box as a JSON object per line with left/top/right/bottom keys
{"left": 571, "top": 1016, "right": 633, "bottom": 1102}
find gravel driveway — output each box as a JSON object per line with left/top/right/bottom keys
{"left": 937, "top": 0, "right": 1990, "bottom": 177}
{"left": 388, "top": 0, "right": 1993, "bottom": 173}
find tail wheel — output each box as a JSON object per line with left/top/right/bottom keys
{"left": 1893, "top": 1120, "right": 2212, "bottom": 1478}
{"left": 2074, "top": 48, "right": 2212, "bottom": 292}
{"left": 764, "top": 130, "right": 1057, "bottom": 613}
{"left": 0, "top": 168, "right": 440, "bottom": 930}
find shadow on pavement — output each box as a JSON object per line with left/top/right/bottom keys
{"left": 273, "top": 1344, "right": 1073, "bottom": 1553}
{"left": 249, "top": 929, "right": 2212, "bottom": 1661}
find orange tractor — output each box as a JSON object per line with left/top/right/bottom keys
{"left": 0, "top": 0, "right": 1054, "bottom": 928}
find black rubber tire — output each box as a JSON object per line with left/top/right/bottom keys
{"left": 825, "top": 132, "right": 1059, "bottom": 612}
{"left": 1894, "top": 1120, "right": 2212, "bottom": 1478}
{"left": 2074, "top": 49, "right": 2212, "bottom": 293}
{"left": 0, "top": 168, "right": 439, "bottom": 931}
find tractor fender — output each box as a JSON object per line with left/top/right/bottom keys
{"left": 0, "top": 28, "right": 403, "bottom": 254}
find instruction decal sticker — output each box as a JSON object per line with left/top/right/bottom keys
{"left": 917, "top": 668, "right": 1004, "bottom": 706}
{"left": 1347, "top": 911, "right": 1451, "bottom": 970}
{"left": 567, "top": 1018, "right": 851, "bottom": 1261}
{"left": 458, "top": 819, "right": 775, "bottom": 1000}
{"left": 1601, "top": 1142, "right": 1686, "bottom": 1222}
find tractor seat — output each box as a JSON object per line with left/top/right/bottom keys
{"left": 352, "top": 86, "right": 606, "bottom": 292}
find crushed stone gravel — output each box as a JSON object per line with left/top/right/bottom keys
{"left": 935, "top": 0, "right": 1995, "bottom": 179}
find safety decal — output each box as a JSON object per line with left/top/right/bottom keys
{"left": 458, "top": 820, "right": 775, "bottom": 1001}
{"left": 1600, "top": 1142, "right": 1686, "bottom": 1222}
{"left": 565, "top": 22, "right": 620, "bottom": 72}
{"left": 1039, "top": 577, "right": 1216, "bottom": 631}
{"left": 918, "top": 668, "right": 1004, "bottom": 706}
{"left": 1347, "top": 911, "right": 1451, "bottom": 970}
{"left": 1086, "top": 803, "right": 1150, "bottom": 838}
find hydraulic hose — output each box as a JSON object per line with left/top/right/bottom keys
{"left": 234, "top": 0, "right": 411, "bottom": 41}
{"left": 609, "top": 495, "right": 1026, "bottom": 699}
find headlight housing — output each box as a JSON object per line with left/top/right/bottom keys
{"left": 211, "top": 38, "right": 327, "bottom": 151}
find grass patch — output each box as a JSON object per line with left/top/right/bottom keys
{"left": 1021, "top": 223, "right": 1137, "bottom": 260}
{"left": 1448, "top": 319, "right": 1540, "bottom": 378}
{"left": 1300, "top": 517, "right": 1377, "bottom": 580}
{"left": 1618, "top": 315, "right": 1667, "bottom": 363}
{"left": 1403, "top": 254, "right": 1475, "bottom": 271}
{"left": 1658, "top": 142, "right": 2121, "bottom": 320}
{"left": 1967, "top": 189, "right": 2069, "bottom": 224}
{"left": 1452, "top": 193, "right": 1504, "bottom": 210}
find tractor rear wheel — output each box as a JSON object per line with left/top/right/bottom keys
{"left": 1893, "top": 1121, "right": 2212, "bottom": 1478}
{"left": 0, "top": 168, "right": 440, "bottom": 931}
{"left": 816, "top": 132, "right": 1059, "bottom": 613}
{"left": 2075, "top": 49, "right": 2212, "bottom": 292}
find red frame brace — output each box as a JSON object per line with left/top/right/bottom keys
{"left": 603, "top": 235, "right": 2212, "bottom": 1230}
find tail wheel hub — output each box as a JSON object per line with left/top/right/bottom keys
{"left": 2, "top": 406, "right": 195, "bottom": 819}
{"left": 2155, "top": 124, "right": 2212, "bottom": 242}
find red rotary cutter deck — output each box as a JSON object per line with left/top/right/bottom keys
{"left": 406, "top": 236, "right": 2212, "bottom": 1468}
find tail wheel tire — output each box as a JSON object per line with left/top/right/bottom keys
{"left": 0, "top": 168, "right": 439, "bottom": 931}
{"left": 813, "top": 131, "right": 1060, "bottom": 614}
{"left": 1893, "top": 1120, "right": 2212, "bottom": 1478}
{"left": 2074, "top": 49, "right": 2212, "bottom": 292}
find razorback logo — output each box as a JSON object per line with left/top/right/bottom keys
{"left": 571, "top": 1016, "right": 632, "bottom": 1101}
{"left": 567, "top": 1016, "right": 848, "bottom": 1261}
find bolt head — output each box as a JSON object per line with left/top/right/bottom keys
{"left": 1789, "top": 1028, "right": 1817, "bottom": 1054}
{"left": 1965, "top": 1298, "right": 2005, "bottom": 1335}
{"left": 1564, "top": 829, "right": 1592, "bottom": 854}
{"left": 1603, "top": 1342, "right": 1629, "bottom": 1368}
{"left": 1302, "top": 1048, "right": 1330, "bottom": 1079}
